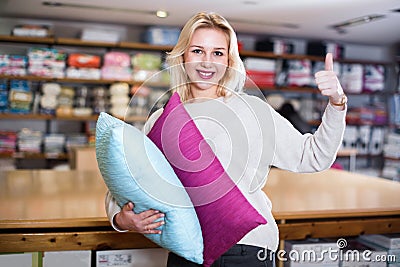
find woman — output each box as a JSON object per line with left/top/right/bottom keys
{"left": 105, "top": 12, "right": 347, "bottom": 267}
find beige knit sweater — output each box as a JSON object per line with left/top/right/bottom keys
{"left": 105, "top": 94, "right": 346, "bottom": 251}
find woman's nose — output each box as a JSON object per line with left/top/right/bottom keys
{"left": 200, "top": 53, "right": 212, "bottom": 67}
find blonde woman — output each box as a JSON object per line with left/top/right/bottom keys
{"left": 105, "top": 12, "right": 347, "bottom": 267}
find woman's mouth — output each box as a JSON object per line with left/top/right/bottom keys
{"left": 197, "top": 70, "right": 214, "bottom": 79}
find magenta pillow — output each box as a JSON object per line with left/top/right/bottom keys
{"left": 147, "top": 92, "right": 267, "bottom": 267}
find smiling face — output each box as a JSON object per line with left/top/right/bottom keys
{"left": 183, "top": 27, "right": 229, "bottom": 99}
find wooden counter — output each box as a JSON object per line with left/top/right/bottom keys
{"left": 0, "top": 168, "right": 399, "bottom": 253}
{"left": 264, "top": 168, "right": 400, "bottom": 240}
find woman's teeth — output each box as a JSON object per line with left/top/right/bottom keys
{"left": 199, "top": 71, "right": 213, "bottom": 78}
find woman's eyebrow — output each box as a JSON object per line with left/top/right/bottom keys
{"left": 189, "top": 45, "right": 227, "bottom": 50}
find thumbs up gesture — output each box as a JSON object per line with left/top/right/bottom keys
{"left": 315, "top": 53, "right": 346, "bottom": 109}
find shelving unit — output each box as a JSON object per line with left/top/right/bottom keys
{"left": 0, "top": 35, "right": 397, "bottom": 171}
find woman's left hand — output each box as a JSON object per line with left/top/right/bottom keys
{"left": 314, "top": 53, "right": 346, "bottom": 109}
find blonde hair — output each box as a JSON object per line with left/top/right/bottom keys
{"left": 166, "top": 12, "right": 246, "bottom": 102}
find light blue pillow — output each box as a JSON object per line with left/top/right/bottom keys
{"left": 95, "top": 112, "right": 203, "bottom": 264}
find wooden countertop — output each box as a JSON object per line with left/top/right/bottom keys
{"left": 0, "top": 169, "right": 108, "bottom": 229}
{"left": 264, "top": 168, "right": 400, "bottom": 220}
{"left": 0, "top": 168, "right": 399, "bottom": 229}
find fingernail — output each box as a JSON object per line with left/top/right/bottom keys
{"left": 160, "top": 221, "right": 165, "bottom": 225}
{"left": 160, "top": 213, "right": 165, "bottom": 217}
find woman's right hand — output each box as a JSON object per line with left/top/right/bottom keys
{"left": 114, "top": 202, "right": 165, "bottom": 234}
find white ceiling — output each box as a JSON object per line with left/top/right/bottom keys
{"left": 0, "top": 0, "right": 399, "bottom": 46}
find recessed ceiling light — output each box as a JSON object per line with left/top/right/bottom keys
{"left": 156, "top": 10, "right": 168, "bottom": 18}
{"left": 331, "top": 14, "right": 386, "bottom": 34}
{"left": 243, "top": 1, "right": 258, "bottom": 5}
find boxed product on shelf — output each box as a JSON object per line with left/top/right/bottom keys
{"left": 73, "top": 86, "right": 93, "bottom": 116}
{"left": 255, "top": 38, "right": 294, "bottom": 54}
{"left": 244, "top": 57, "right": 276, "bottom": 87}
{"left": 17, "top": 128, "right": 43, "bottom": 153}
{"left": 108, "top": 82, "right": 130, "bottom": 117}
{"left": 340, "top": 239, "right": 387, "bottom": 267}
{"left": 0, "top": 54, "right": 28, "bottom": 76}
{"left": 388, "top": 94, "right": 400, "bottom": 125}
{"left": 0, "top": 80, "right": 8, "bottom": 112}
{"left": 12, "top": 24, "right": 52, "bottom": 37}
{"left": 132, "top": 53, "right": 162, "bottom": 70}
{"left": 43, "top": 250, "right": 91, "bottom": 267}
{"left": 101, "top": 66, "right": 132, "bottom": 81}
{"left": 306, "top": 41, "right": 344, "bottom": 59}
{"left": 40, "top": 83, "right": 62, "bottom": 115}
{"left": 8, "top": 80, "right": 32, "bottom": 114}
{"left": 341, "top": 125, "right": 358, "bottom": 151}
{"left": 28, "top": 47, "right": 67, "bottom": 68}
{"left": 129, "top": 85, "right": 151, "bottom": 116}
{"left": 357, "top": 235, "right": 400, "bottom": 266}
{"left": 102, "top": 52, "right": 132, "bottom": 81}
{"left": 287, "top": 59, "right": 312, "bottom": 87}
{"left": 357, "top": 125, "right": 371, "bottom": 154}
{"left": 363, "top": 64, "right": 385, "bottom": 92}
{"left": 104, "top": 52, "right": 131, "bottom": 68}
{"left": 368, "top": 127, "right": 385, "bottom": 155}
{"left": 0, "top": 65, "right": 27, "bottom": 76}
{"left": 237, "top": 33, "right": 257, "bottom": 51}
{"left": 143, "top": 26, "right": 180, "bottom": 46}
{"left": 0, "top": 252, "right": 34, "bottom": 267}
{"left": 272, "top": 39, "right": 294, "bottom": 55}
{"left": 0, "top": 131, "right": 17, "bottom": 154}
{"left": 381, "top": 158, "right": 400, "bottom": 180}
{"left": 131, "top": 52, "right": 162, "bottom": 82}
{"left": 95, "top": 248, "right": 168, "bottom": 267}
{"left": 91, "top": 86, "right": 109, "bottom": 114}
{"left": 65, "top": 134, "right": 89, "bottom": 152}
{"left": 28, "top": 47, "right": 66, "bottom": 78}
{"left": 81, "top": 28, "right": 120, "bottom": 43}
{"left": 66, "top": 67, "right": 101, "bottom": 80}
{"left": 68, "top": 53, "right": 101, "bottom": 68}
{"left": 66, "top": 53, "right": 102, "bottom": 79}
{"left": 340, "top": 64, "right": 363, "bottom": 94}
{"left": 0, "top": 55, "right": 28, "bottom": 67}
{"left": 345, "top": 106, "right": 380, "bottom": 125}
{"left": 358, "top": 234, "right": 400, "bottom": 250}
{"left": 383, "top": 132, "right": 400, "bottom": 159}
{"left": 44, "top": 134, "right": 66, "bottom": 154}
{"left": 56, "top": 86, "right": 75, "bottom": 117}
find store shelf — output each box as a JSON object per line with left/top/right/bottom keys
{"left": 55, "top": 37, "right": 121, "bottom": 48}
{"left": 0, "top": 35, "right": 54, "bottom": 44}
{"left": 0, "top": 152, "right": 69, "bottom": 160}
{"left": 0, "top": 34, "right": 392, "bottom": 65}
{"left": 384, "top": 156, "right": 400, "bottom": 161}
{"left": 0, "top": 113, "right": 147, "bottom": 122}
{"left": 0, "top": 74, "right": 169, "bottom": 87}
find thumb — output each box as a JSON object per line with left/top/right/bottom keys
{"left": 122, "top": 202, "right": 134, "bottom": 212}
{"left": 325, "top": 53, "right": 334, "bottom": 71}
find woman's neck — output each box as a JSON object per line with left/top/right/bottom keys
{"left": 188, "top": 87, "right": 219, "bottom": 101}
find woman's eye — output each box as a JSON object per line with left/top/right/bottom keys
{"left": 214, "top": 51, "right": 224, "bottom": 56}
{"left": 192, "top": 49, "right": 203, "bottom": 54}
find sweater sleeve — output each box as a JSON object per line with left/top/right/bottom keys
{"left": 103, "top": 108, "right": 164, "bottom": 230}
{"left": 271, "top": 102, "right": 346, "bottom": 173}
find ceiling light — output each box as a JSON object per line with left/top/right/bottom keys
{"left": 242, "top": 1, "right": 258, "bottom": 5}
{"left": 156, "top": 10, "right": 168, "bottom": 18}
{"left": 228, "top": 18, "right": 299, "bottom": 29}
{"left": 42, "top": 1, "right": 155, "bottom": 16}
{"left": 331, "top": 14, "right": 386, "bottom": 34}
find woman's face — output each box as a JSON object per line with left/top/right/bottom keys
{"left": 183, "top": 27, "right": 229, "bottom": 98}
